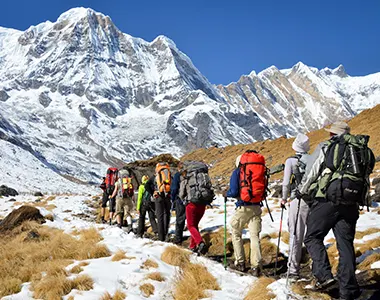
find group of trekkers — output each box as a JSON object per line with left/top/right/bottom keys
{"left": 100, "top": 161, "right": 214, "bottom": 254}
{"left": 100, "top": 121, "right": 375, "bottom": 300}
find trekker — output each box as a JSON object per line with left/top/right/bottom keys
{"left": 224, "top": 151, "right": 267, "bottom": 276}
{"left": 99, "top": 177, "right": 108, "bottom": 223}
{"left": 105, "top": 167, "right": 118, "bottom": 225}
{"left": 145, "top": 163, "right": 172, "bottom": 242}
{"left": 298, "top": 121, "right": 375, "bottom": 299}
{"left": 110, "top": 169, "right": 135, "bottom": 232}
{"left": 179, "top": 161, "right": 214, "bottom": 255}
{"left": 136, "top": 175, "right": 158, "bottom": 238}
{"left": 171, "top": 162, "right": 186, "bottom": 244}
{"left": 280, "top": 133, "right": 311, "bottom": 280}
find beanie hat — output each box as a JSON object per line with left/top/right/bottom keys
{"left": 324, "top": 121, "right": 350, "bottom": 135}
{"left": 142, "top": 175, "right": 149, "bottom": 184}
{"left": 292, "top": 133, "right": 310, "bottom": 153}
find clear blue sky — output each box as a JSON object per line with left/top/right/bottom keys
{"left": 1, "top": 0, "right": 379, "bottom": 84}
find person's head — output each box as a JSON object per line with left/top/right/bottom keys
{"left": 141, "top": 175, "right": 149, "bottom": 184}
{"left": 177, "top": 161, "right": 184, "bottom": 171}
{"left": 324, "top": 121, "right": 350, "bottom": 137}
{"left": 292, "top": 133, "right": 310, "bottom": 153}
{"left": 235, "top": 155, "right": 242, "bottom": 168}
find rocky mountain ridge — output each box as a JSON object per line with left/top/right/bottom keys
{"left": 0, "top": 7, "right": 379, "bottom": 191}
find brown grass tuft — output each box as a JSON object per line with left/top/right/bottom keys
{"left": 327, "top": 243, "right": 339, "bottom": 274}
{"left": 101, "top": 291, "right": 113, "bottom": 300}
{"left": 355, "top": 228, "right": 380, "bottom": 239}
{"left": 292, "top": 281, "right": 332, "bottom": 300}
{"left": 45, "top": 214, "right": 54, "bottom": 222}
{"left": 70, "top": 265, "right": 83, "bottom": 274}
{"left": 358, "top": 253, "right": 380, "bottom": 270}
{"left": 146, "top": 272, "right": 165, "bottom": 282}
{"left": 71, "top": 274, "right": 94, "bottom": 291}
{"left": 0, "top": 223, "right": 110, "bottom": 298}
{"left": 0, "top": 278, "right": 22, "bottom": 297}
{"left": 260, "top": 237, "right": 278, "bottom": 264}
{"left": 142, "top": 259, "right": 159, "bottom": 269}
{"left": 173, "top": 263, "right": 220, "bottom": 300}
{"left": 327, "top": 238, "right": 335, "bottom": 243}
{"left": 244, "top": 276, "right": 276, "bottom": 300}
{"left": 113, "top": 289, "right": 127, "bottom": 300}
{"left": 112, "top": 250, "right": 127, "bottom": 262}
{"left": 79, "top": 227, "right": 103, "bottom": 242}
{"left": 140, "top": 283, "right": 155, "bottom": 297}
{"left": 161, "top": 245, "right": 190, "bottom": 267}
{"left": 281, "top": 231, "right": 289, "bottom": 244}
{"left": 202, "top": 227, "right": 232, "bottom": 256}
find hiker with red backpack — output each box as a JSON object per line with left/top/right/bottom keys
{"left": 110, "top": 169, "right": 135, "bottom": 232}
{"left": 280, "top": 133, "right": 311, "bottom": 282}
{"left": 99, "top": 177, "right": 107, "bottom": 223}
{"left": 298, "top": 122, "right": 375, "bottom": 299}
{"left": 224, "top": 151, "right": 268, "bottom": 276}
{"left": 179, "top": 161, "right": 215, "bottom": 255}
{"left": 145, "top": 163, "right": 172, "bottom": 242}
{"left": 104, "top": 167, "right": 118, "bottom": 224}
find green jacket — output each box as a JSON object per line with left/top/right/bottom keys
{"left": 137, "top": 177, "right": 149, "bottom": 210}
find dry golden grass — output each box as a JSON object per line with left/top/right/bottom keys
{"left": 71, "top": 274, "right": 94, "bottom": 290}
{"left": 357, "top": 237, "right": 380, "bottom": 254}
{"left": 358, "top": 253, "right": 380, "bottom": 270}
{"left": 327, "top": 243, "right": 339, "bottom": 274}
{"left": 142, "top": 259, "right": 159, "bottom": 269}
{"left": 140, "top": 283, "right": 155, "bottom": 297}
{"left": 292, "top": 281, "right": 332, "bottom": 300}
{"left": 70, "top": 265, "right": 84, "bottom": 274}
{"left": 112, "top": 250, "right": 127, "bottom": 262}
{"left": 260, "top": 236, "right": 278, "bottom": 264}
{"left": 146, "top": 272, "right": 165, "bottom": 282}
{"left": 45, "top": 214, "right": 54, "bottom": 222}
{"left": 281, "top": 231, "right": 289, "bottom": 244}
{"left": 79, "top": 227, "right": 104, "bottom": 242}
{"left": 244, "top": 276, "right": 276, "bottom": 300}
{"left": 327, "top": 238, "right": 335, "bottom": 244}
{"left": 161, "top": 245, "right": 190, "bottom": 267}
{"left": 355, "top": 228, "right": 380, "bottom": 239}
{"left": 0, "top": 278, "right": 22, "bottom": 297}
{"left": 0, "top": 223, "right": 110, "bottom": 298}
{"left": 100, "top": 290, "right": 127, "bottom": 300}
{"left": 173, "top": 263, "right": 220, "bottom": 300}
{"left": 45, "top": 196, "right": 57, "bottom": 201}
{"left": 202, "top": 226, "right": 233, "bottom": 256}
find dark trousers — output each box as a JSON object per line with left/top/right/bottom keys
{"left": 174, "top": 200, "right": 186, "bottom": 242}
{"left": 305, "top": 201, "right": 359, "bottom": 299}
{"left": 186, "top": 202, "right": 206, "bottom": 249}
{"left": 137, "top": 201, "right": 158, "bottom": 236}
{"left": 155, "top": 196, "right": 171, "bottom": 241}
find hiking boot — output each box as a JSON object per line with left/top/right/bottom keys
{"left": 307, "top": 277, "right": 336, "bottom": 291}
{"left": 109, "top": 219, "right": 112, "bottom": 226}
{"left": 198, "top": 242, "right": 208, "bottom": 255}
{"left": 126, "top": 226, "right": 133, "bottom": 233}
{"left": 117, "top": 223, "right": 122, "bottom": 229}
{"left": 173, "top": 237, "right": 182, "bottom": 245}
{"left": 248, "top": 267, "right": 261, "bottom": 277}
{"left": 190, "top": 246, "right": 198, "bottom": 254}
{"left": 230, "top": 262, "right": 246, "bottom": 273}
{"left": 101, "top": 217, "right": 106, "bottom": 224}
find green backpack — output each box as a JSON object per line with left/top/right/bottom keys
{"left": 322, "top": 134, "right": 375, "bottom": 207}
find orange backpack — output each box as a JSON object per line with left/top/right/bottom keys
{"left": 239, "top": 150, "right": 268, "bottom": 203}
{"left": 155, "top": 163, "right": 171, "bottom": 194}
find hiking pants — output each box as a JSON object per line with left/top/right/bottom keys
{"left": 155, "top": 196, "right": 171, "bottom": 241}
{"left": 186, "top": 202, "right": 206, "bottom": 249}
{"left": 288, "top": 198, "right": 309, "bottom": 275}
{"left": 175, "top": 200, "right": 186, "bottom": 243}
{"left": 230, "top": 205, "right": 262, "bottom": 268}
{"left": 116, "top": 197, "right": 133, "bottom": 224}
{"left": 101, "top": 191, "right": 108, "bottom": 208}
{"left": 137, "top": 201, "right": 158, "bottom": 236}
{"left": 109, "top": 196, "right": 116, "bottom": 213}
{"left": 304, "top": 201, "right": 359, "bottom": 299}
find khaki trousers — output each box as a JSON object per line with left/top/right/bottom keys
{"left": 116, "top": 197, "right": 133, "bottom": 222}
{"left": 230, "top": 205, "right": 262, "bottom": 268}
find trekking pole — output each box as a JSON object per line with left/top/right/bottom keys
{"left": 224, "top": 196, "right": 228, "bottom": 270}
{"left": 275, "top": 205, "right": 285, "bottom": 275}
{"left": 264, "top": 197, "right": 274, "bottom": 222}
{"left": 285, "top": 198, "right": 302, "bottom": 294}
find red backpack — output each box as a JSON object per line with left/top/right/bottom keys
{"left": 239, "top": 151, "right": 268, "bottom": 203}
{"left": 105, "top": 167, "right": 118, "bottom": 194}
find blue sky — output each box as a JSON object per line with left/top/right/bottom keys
{"left": 1, "top": 0, "right": 379, "bottom": 84}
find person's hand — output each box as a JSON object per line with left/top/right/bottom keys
{"left": 280, "top": 199, "right": 287, "bottom": 209}
{"left": 295, "top": 190, "right": 303, "bottom": 200}
{"left": 222, "top": 189, "right": 228, "bottom": 198}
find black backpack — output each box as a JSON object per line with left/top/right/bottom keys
{"left": 325, "top": 134, "right": 375, "bottom": 207}
{"left": 289, "top": 154, "right": 308, "bottom": 191}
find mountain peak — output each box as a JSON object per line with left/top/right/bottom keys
{"left": 332, "top": 64, "right": 348, "bottom": 77}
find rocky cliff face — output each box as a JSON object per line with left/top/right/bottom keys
{"left": 0, "top": 7, "right": 379, "bottom": 188}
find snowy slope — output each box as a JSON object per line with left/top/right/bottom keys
{"left": 0, "top": 7, "right": 380, "bottom": 190}
{"left": 1, "top": 193, "right": 379, "bottom": 299}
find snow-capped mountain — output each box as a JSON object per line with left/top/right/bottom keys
{"left": 0, "top": 7, "right": 379, "bottom": 190}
